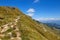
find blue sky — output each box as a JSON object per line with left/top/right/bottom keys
{"left": 0, "top": 0, "right": 60, "bottom": 20}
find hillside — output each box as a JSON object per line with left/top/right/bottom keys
{"left": 0, "top": 6, "right": 60, "bottom": 40}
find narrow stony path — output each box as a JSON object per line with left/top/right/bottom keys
{"left": 0, "top": 16, "right": 22, "bottom": 40}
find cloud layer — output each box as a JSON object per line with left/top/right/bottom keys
{"left": 35, "top": 18, "right": 60, "bottom": 21}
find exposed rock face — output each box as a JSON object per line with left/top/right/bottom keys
{"left": 0, "top": 6, "right": 60, "bottom": 40}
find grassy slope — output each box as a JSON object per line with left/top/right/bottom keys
{"left": 0, "top": 6, "right": 60, "bottom": 40}
{"left": 0, "top": 7, "right": 20, "bottom": 26}
{"left": 17, "top": 14, "right": 60, "bottom": 40}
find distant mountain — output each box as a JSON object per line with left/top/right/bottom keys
{"left": 39, "top": 20, "right": 60, "bottom": 29}
{"left": 0, "top": 6, "right": 60, "bottom": 40}
{"left": 44, "top": 23, "right": 60, "bottom": 29}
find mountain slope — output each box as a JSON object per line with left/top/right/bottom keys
{"left": 0, "top": 6, "right": 60, "bottom": 40}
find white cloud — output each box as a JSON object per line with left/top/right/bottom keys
{"left": 27, "top": 13, "right": 34, "bottom": 16}
{"left": 33, "top": 0, "right": 39, "bottom": 3}
{"left": 27, "top": 8, "right": 35, "bottom": 13}
{"left": 27, "top": 8, "right": 35, "bottom": 16}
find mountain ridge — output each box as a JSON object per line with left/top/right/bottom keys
{"left": 0, "top": 6, "right": 60, "bottom": 40}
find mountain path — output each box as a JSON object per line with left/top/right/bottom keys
{"left": 0, "top": 16, "right": 22, "bottom": 40}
